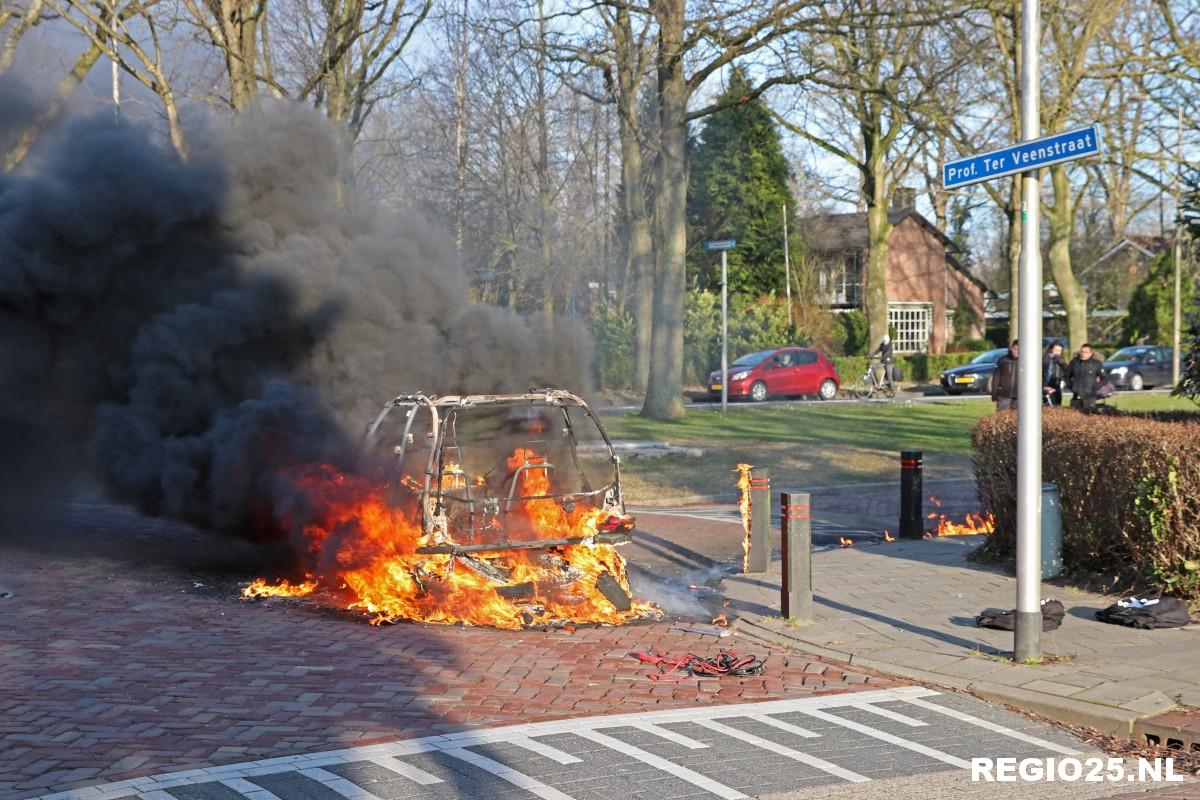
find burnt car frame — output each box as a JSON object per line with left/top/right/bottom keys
{"left": 361, "top": 389, "right": 632, "bottom": 557}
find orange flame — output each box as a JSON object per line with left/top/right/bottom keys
{"left": 711, "top": 612, "right": 729, "bottom": 627}
{"left": 243, "top": 575, "right": 317, "bottom": 598}
{"left": 734, "top": 463, "right": 754, "bottom": 571}
{"left": 839, "top": 536, "right": 854, "bottom": 548}
{"left": 241, "top": 456, "right": 657, "bottom": 629}
{"left": 883, "top": 529, "right": 895, "bottom": 542}
{"left": 928, "top": 511, "right": 996, "bottom": 537}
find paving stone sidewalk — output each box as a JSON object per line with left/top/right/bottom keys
{"left": 0, "top": 503, "right": 896, "bottom": 800}
{"left": 698, "top": 508, "right": 1200, "bottom": 738}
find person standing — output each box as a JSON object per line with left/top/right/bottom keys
{"left": 991, "top": 340, "right": 1019, "bottom": 411}
{"left": 1043, "top": 342, "right": 1067, "bottom": 406}
{"left": 1066, "top": 343, "right": 1104, "bottom": 410}
{"left": 870, "top": 334, "right": 895, "bottom": 396}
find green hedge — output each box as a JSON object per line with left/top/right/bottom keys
{"left": 973, "top": 408, "right": 1200, "bottom": 597}
{"left": 830, "top": 352, "right": 978, "bottom": 384}
{"left": 592, "top": 307, "right": 635, "bottom": 389}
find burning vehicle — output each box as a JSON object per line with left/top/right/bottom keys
{"left": 245, "top": 390, "right": 657, "bottom": 629}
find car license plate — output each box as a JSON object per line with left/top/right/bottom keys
{"left": 955, "top": 377, "right": 974, "bottom": 384}
{"left": 710, "top": 384, "right": 723, "bottom": 391}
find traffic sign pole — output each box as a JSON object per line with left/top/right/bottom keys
{"left": 721, "top": 249, "right": 729, "bottom": 414}
{"left": 1015, "top": 0, "right": 1043, "bottom": 663}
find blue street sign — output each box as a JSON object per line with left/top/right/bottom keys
{"left": 704, "top": 239, "right": 737, "bottom": 252}
{"left": 943, "top": 125, "right": 1100, "bottom": 190}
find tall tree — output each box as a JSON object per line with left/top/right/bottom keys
{"left": 687, "top": 67, "right": 795, "bottom": 296}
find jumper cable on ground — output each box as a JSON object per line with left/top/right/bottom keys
{"left": 634, "top": 649, "right": 765, "bottom": 682}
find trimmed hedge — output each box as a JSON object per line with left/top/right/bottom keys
{"left": 973, "top": 409, "right": 1200, "bottom": 597}
{"left": 831, "top": 352, "right": 978, "bottom": 385}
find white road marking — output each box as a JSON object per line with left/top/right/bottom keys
{"left": 902, "top": 697, "right": 1082, "bottom": 755}
{"left": 220, "top": 778, "right": 286, "bottom": 800}
{"left": 32, "top": 686, "right": 1089, "bottom": 800}
{"left": 794, "top": 708, "right": 971, "bottom": 769}
{"left": 746, "top": 714, "right": 820, "bottom": 738}
{"left": 574, "top": 729, "right": 746, "bottom": 800}
{"left": 632, "top": 722, "right": 710, "bottom": 749}
{"left": 297, "top": 767, "right": 386, "bottom": 800}
{"left": 440, "top": 748, "right": 576, "bottom": 800}
{"left": 507, "top": 735, "right": 584, "bottom": 764}
{"left": 383, "top": 758, "right": 444, "bottom": 786}
{"left": 851, "top": 703, "right": 928, "bottom": 727}
{"left": 691, "top": 719, "right": 868, "bottom": 783}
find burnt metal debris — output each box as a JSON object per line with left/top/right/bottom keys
{"left": 362, "top": 389, "right": 633, "bottom": 557}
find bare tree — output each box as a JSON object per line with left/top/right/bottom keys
{"left": 0, "top": 0, "right": 47, "bottom": 74}
{"left": 180, "top": 0, "right": 264, "bottom": 110}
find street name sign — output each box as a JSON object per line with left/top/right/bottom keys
{"left": 943, "top": 125, "right": 1100, "bottom": 190}
{"left": 704, "top": 239, "right": 736, "bottom": 252}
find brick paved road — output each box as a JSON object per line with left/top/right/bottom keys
{"left": 0, "top": 503, "right": 893, "bottom": 800}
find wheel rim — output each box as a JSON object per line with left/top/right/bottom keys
{"left": 820, "top": 380, "right": 836, "bottom": 399}
{"left": 751, "top": 382, "right": 767, "bottom": 401}
{"left": 1131, "top": 374, "right": 1143, "bottom": 390}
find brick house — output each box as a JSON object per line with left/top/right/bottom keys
{"left": 798, "top": 204, "right": 989, "bottom": 354}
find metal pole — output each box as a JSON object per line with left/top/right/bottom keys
{"left": 781, "top": 490, "right": 812, "bottom": 623}
{"left": 721, "top": 250, "right": 729, "bottom": 414}
{"left": 783, "top": 202, "right": 793, "bottom": 327}
{"left": 111, "top": 34, "right": 120, "bottom": 121}
{"left": 899, "top": 450, "right": 924, "bottom": 539}
{"left": 1174, "top": 101, "right": 1183, "bottom": 388}
{"left": 1015, "top": 0, "right": 1043, "bottom": 662}
{"left": 747, "top": 467, "right": 771, "bottom": 573}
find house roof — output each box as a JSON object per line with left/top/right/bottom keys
{"left": 1086, "top": 235, "right": 1172, "bottom": 270}
{"left": 799, "top": 208, "right": 990, "bottom": 294}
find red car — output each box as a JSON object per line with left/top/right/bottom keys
{"left": 708, "top": 347, "right": 841, "bottom": 402}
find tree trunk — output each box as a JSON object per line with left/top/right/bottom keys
{"left": 1047, "top": 164, "right": 1087, "bottom": 349}
{"left": 613, "top": 4, "right": 653, "bottom": 392}
{"left": 1007, "top": 174, "right": 1020, "bottom": 344}
{"left": 862, "top": 124, "right": 891, "bottom": 349}
{"left": 2, "top": 36, "right": 104, "bottom": 171}
{"left": 641, "top": 0, "right": 686, "bottom": 420}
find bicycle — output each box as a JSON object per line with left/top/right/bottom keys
{"left": 849, "top": 358, "right": 895, "bottom": 400}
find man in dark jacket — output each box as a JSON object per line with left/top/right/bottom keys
{"left": 1066, "top": 343, "right": 1104, "bottom": 410}
{"left": 991, "top": 340, "right": 1019, "bottom": 411}
{"left": 1043, "top": 342, "right": 1067, "bottom": 406}
{"left": 869, "top": 335, "right": 895, "bottom": 396}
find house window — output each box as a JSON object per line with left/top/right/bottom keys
{"left": 818, "top": 251, "right": 863, "bottom": 306}
{"left": 889, "top": 303, "right": 932, "bottom": 353}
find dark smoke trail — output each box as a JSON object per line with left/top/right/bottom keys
{"left": 0, "top": 97, "right": 591, "bottom": 541}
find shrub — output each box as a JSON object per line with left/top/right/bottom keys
{"left": 973, "top": 409, "right": 1200, "bottom": 597}
{"left": 683, "top": 290, "right": 791, "bottom": 384}
{"left": 592, "top": 307, "right": 635, "bottom": 389}
{"left": 838, "top": 310, "right": 870, "bottom": 355}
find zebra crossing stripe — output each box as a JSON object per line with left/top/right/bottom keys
{"left": 691, "top": 719, "right": 868, "bottom": 783}
{"left": 632, "top": 722, "right": 710, "bottom": 749}
{"left": 745, "top": 714, "right": 820, "bottom": 738}
{"left": 794, "top": 707, "right": 971, "bottom": 769}
{"left": 219, "top": 778, "right": 285, "bottom": 800}
{"left": 902, "top": 697, "right": 1081, "bottom": 755}
{"left": 507, "top": 735, "right": 584, "bottom": 765}
{"left": 382, "top": 758, "right": 444, "bottom": 785}
{"left": 850, "top": 703, "right": 928, "bottom": 727}
{"left": 440, "top": 748, "right": 576, "bottom": 800}
{"left": 573, "top": 729, "right": 746, "bottom": 800}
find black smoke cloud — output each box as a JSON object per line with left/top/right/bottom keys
{"left": 0, "top": 100, "right": 591, "bottom": 538}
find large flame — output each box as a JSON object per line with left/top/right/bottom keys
{"left": 242, "top": 455, "right": 657, "bottom": 629}
{"left": 735, "top": 463, "right": 753, "bottom": 571}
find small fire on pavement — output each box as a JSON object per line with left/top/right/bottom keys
{"left": 883, "top": 529, "right": 896, "bottom": 542}
{"left": 734, "top": 463, "right": 754, "bottom": 571}
{"left": 926, "top": 510, "right": 996, "bottom": 537}
{"left": 839, "top": 536, "right": 854, "bottom": 548}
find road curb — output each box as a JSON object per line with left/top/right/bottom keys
{"left": 732, "top": 614, "right": 1148, "bottom": 740}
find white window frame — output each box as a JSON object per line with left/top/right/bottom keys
{"left": 888, "top": 302, "right": 932, "bottom": 354}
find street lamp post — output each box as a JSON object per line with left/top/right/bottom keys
{"left": 1174, "top": 101, "right": 1184, "bottom": 388}
{"left": 1014, "top": 0, "right": 1044, "bottom": 663}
